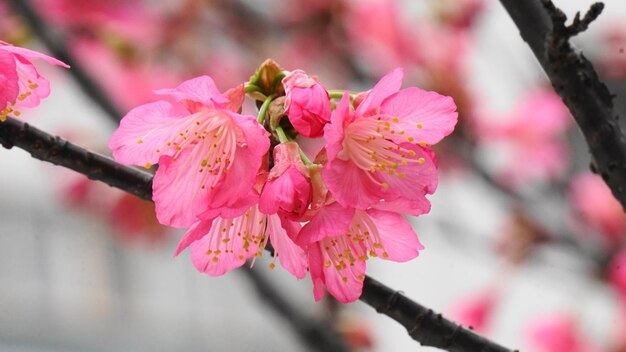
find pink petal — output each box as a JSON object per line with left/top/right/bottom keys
{"left": 324, "top": 93, "right": 352, "bottom": 161}
{"left": 230, "top": 112, "right": 271, "bottom": 155}
{"left": 222, "top": 84, "right": 246, "bottom": 112}
{"left": 322, "top": 159, "right": 383, "bottom": 209}
{"left": 0, "top": 50, "right": 18, "bottom": 109}
{"left": 154, "top": 75, "right": 229, "bottom": 107}
{"left": 366, "top": 209, "right": 424, "bottom": 262}
{"left": 378, "top": 143, "right": 438, "bottom": 200}
{"left": 174, "top": 218, "right": 214, "bottom": 256}
{"left": 259, "top": 167, "right": 311, "bottom": 216}
{"left": 296, "top": 202, "right": 355, "bottom": 245}
{"left": 12, "top": 56, "right": 51, "bottom": 108}
{"left": 380, "top": 87, "right": 458, "bottom": 145}
{"left": 108, "top": 100, "right": 190, "bottom": 166}
{"left": 355, "top": 68, "right": 403, "bottom": 116}
{"left": 207, "top": 146, "right": 264, "bottom": 214}
{"left": 311, "top": 239, "right": 367, "bottom": 303}
{"left": 267, "top": 215, "right": 307, "bottom": 279}
{"left": 308, "top": 244, "right": 328, "bottom": 301}
{"left": 152, "top": 147, "right": 212, "bottom": 227}
{"left": 371, "top": 195, "right": 431, "bottom": 217}
{"left": 188, "top": 211, "right": 261, "bottom": 277}
{"left": 1, "top": 45, "right": 69, "bottom": 68}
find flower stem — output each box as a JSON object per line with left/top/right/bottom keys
{"left": 328, "top": 90, "right": 355, "bottom": 100}
{"left": 257, "top": 94, "right": 274, "bottom": 124}
{"left": 245, "top": 83, "right": 263, "bottom": 94}
{"left": 274, "top": 125, "right": 290, "bottom": 143}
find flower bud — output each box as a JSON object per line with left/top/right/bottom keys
{"left": 282, "top": 70, "right": 331, "bottom": 137}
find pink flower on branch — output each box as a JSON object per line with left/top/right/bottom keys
{"left": 109, "top": 76, "right": 270, "bottom": 227}
{"left": 296, "top": 202, "right": 424, "bottom": 303}
{"left": 323, "top": 68, "right": 457, "bottom": 213}
{"left": 283, "top": 69, "right": 331, "bottom": 138}
{"left": 175, "top": 203, "right": 307, "bottom": 279}
{"left": 0, "top": 41, "right": 69, "bottom": 121}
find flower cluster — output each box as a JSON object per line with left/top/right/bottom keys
{"left": 0, "top": 41, "right": 69, "bottom": 121}
{"left": 109, "top": 61, "right": 458, "bottom": 302}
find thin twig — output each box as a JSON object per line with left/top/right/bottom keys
{"left": 0, "top": 116, "right": 516, "bottom": 352}
{"left": 498, "top": 0, "right": 626, "bottom": 211}
{"left": 8, "top": 0, "right": 123, "bottom": 122}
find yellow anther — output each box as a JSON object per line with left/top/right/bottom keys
{"left": 407, "top": 136, "right": 415, "bottom": 142}
{"left": 392, "top": 117, "right": 399, "bottom": 123}
{"left": 417, "top": 157, "right": 425, "bottom": 165}
{"left": 212, "top": 257, "right": 219, "bottom": 263}
{"left": 144, "top": 162, "right": 152, "bottom": 169}
{"left": 268, "top": 262, "right": 276, "bottom": 270}
{"left": 419, "top": 141, "right": 427, "bottom": 147}
{"left": 416, "top": 123, "right": 423, "bottom": 129}
{"left": 137, "top": 139, "right": 143, "bottom": 144}
{"left": 408, "top": 150, "right": 416, "bottom": 157}
{"left": 357, "top": 275, "right": 364, "bottom": 282}
{"left": 382, "top": 252, "right": 389, "bottom": 259}
{"left": 381, "top": 182, "right": 389, "bottom": 190}
{"left": 201, "top": 159, "right": 208, "bottom": 167}
{"left": 342, "top": 277, "right": 348, "bottom": 283}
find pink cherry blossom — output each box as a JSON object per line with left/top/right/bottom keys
{"left": 570, "top": 172, "right": 626, "bottom": 245}
{"left": 448, "top": 287, "right": 499, "bottom": 333}
{"left": 322, "top": 68, "right": 457, "bottom": 213}
{"left": 174, "top": 203, "right": 307, "bottom": 279}
{"left": 283, "top": 70, "right": 331, "bottom": 137}
{"left": 472, "top": 88, "right": 570, "bottom": 187}
{"left": 525, "top": 313, "right": 599, "bottom": 352}
{"left": 296, "top": 202, "right": 424, "bottom": 303}
{"left": 0, "top": 41, "right": 69, "bottom": 121}
{"left": 109, "top": 76, "right": 270, "bottom": 227}
{"left": 259, "top": 142, "right": 312, "bottom": 219}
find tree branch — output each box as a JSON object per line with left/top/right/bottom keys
{"left": 0, "top": 116, "right": 516, "bottom": 352}
{"left": 0, "top": 117, "right": 152, "bottom": 200}
{"left": 498, "top": 0, "right": 626, "bottom": 211}
{"left": 8, "top": 0, "right": 123, "bottom": 122}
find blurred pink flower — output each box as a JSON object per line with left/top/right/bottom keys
{"left": 296, "top": 202, "right": 423, "bottom": 303}
{"left": 569, "top": 172, "right": 626, "bottom": 244}
{"left": 525, "top": 313, "right": 598, "bottom": 352}
{"left": 35, "top": 0, "right": 159, "bottom": 42}
{"left": 70, "top": 38, "right": 181, "bottom": 111}
{"left": 60, "top": 173, "right": 168, "bottom": 244}
{"left": 259, "top": 142, "right": 312, "bottom": 219}
{"left": 448, "top": 287, "right": 499, "bottom": 333}
{"left": 174, "top": 203, "right": 307, "bottom": 279}
{"left": 109, "top": 76, "right": 269, "bottom": 227}
{"left": 598, "top": 23, "right": 626, "bottom": 79}
{"left": 609, "top": 250, "right": 626, "bottom": 303}
{"left": 0, "top": 41, "right": 68, "bottom": 121}
{"left": 343, "top": 0, "right": 420, "bottom": 74}
{"left": 283, "top": 70, "right": 331, "bottom": 137}
{"left": 472, "top": 89, "right": 571, "bottom": 187}
{"left": 323, "top": 68, "right": 457, "bottom": 213}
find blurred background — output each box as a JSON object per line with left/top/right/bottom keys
{"left": 1, "top": 0, "right": 626, "bottom": 351}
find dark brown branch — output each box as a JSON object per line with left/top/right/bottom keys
{"left": 8, "top": 0, "right": 123, "bottom": 122}
{"left": 361, "top": 277, "right": 514, "bottom": 352}
{"left": 0, "top": 116, "right": 516, "bottom": 352}
{"left": 0, "top": 117, "right": 152, "bottom": 200}
{"left": 498, "top": 0, "right": 626, "bottom": 211}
